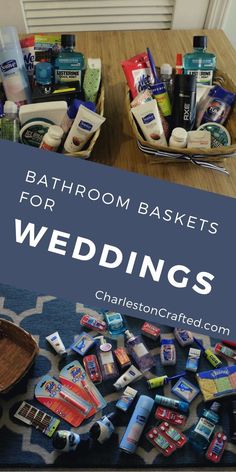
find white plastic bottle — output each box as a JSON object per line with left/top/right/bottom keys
{"left": 40, "top": 125, "right": 63, "bottom": 152}
{"left": 169, "top": 127, "right": 188, "bottom": 148}
{"left": 160, "top": 63, "right": 173, "bottom": 98}
{"left": 0, "top": 26, "right": 31, "bottom": 105}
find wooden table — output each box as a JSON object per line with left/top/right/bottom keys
{"left": 74, "top": 29, "right": 236, "bottom": 197}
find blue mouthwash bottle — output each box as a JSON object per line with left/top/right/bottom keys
{"left": 54, "top": 34, "right": 85, "bottom": 87}
{"left": 183, "top": 36, "right": 216, "bottom": 85}
{"left": 189, "top": 402, "right": 220, "bottom": 451}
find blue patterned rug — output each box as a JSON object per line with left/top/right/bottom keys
{"left": 0, "top": 282, "right": 235, "bottom": 468}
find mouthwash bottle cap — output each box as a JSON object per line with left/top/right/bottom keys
{"left": 4, "top": 100, "right": 17, "bottom": 114}
{"left": 61, "top": 34, "right": 76, "bottom": 49}
{"left": 160, "top": 63, "right": 172, "bottom": 76}
{"left": 193, "top": 35, "right": 207, "bottom": 49}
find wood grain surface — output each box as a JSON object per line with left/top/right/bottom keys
{"left": 72, "top": 29, "right": 236, "bottom": 197}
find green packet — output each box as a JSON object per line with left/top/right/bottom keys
{"left": 83, "top": 58, "right": 101, "bottom": 103}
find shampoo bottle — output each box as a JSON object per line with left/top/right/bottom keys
{"left": 125, "top": 330, "right": 155, "bottom": 372}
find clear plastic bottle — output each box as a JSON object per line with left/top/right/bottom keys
{"left": 169, "top": 127, "right": 188, "bottom": 148}
{"left": 160, "top": 63, "right": 173, "bottom": 99}
{"left": 189, "top": 402, "right": 220, "bottom": 451}
{"left": 40, "top": 125, "right": 63, "bottom": 151}
{"left": 183, "top": 35, "right": 216, "bottom": 85}
{"left": 1, "top": 100, "right": 19, "bottom": 142}
{"left": 125, "top": 330, "right": 155, "bottom": 372}
{"left": 0, "top": 26, "right": 31, "bottom": 105}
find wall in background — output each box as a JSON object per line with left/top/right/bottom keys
{"left": 222, "top": 0, "right": 236, "bottom": 50}
{"left": 0, "top": 0, "right": 27, "bottom": 32}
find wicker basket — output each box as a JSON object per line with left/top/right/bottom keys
{"left": 126, "top": 70, "right": 236, "bottom": 171}
{"left": 0, "top": 318, "right": 39, "bottom": 394}
{"left": 63, "top": 82, "right": 105, "bottom": 159}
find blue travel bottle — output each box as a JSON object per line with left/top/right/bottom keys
{"left": 54, "top": 34, "right": 85, "bottom": 86}
{"left": 183, "top": 36, "right": 216, "bottom": 85}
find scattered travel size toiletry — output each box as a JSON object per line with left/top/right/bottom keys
{"left": 80, "top": 313, "right": 107, "bottom": 332}
{"left": 171, "top": 74, "right": 196, "bottom": 131}
{"left": 196, "top": 365, "right": 236, "bottom": 401}
{"left": 154, "top": 395, "right": 189, "bottom": 414}
{"left": 35, "top": 61, "right": 53, "bottom": 94}
{"left": 147, "top": 371, "right": 186, "bottom": 389}
{"left": 183, "top": 35, "right": 216, "bottom": 85}
{"left": 146, "top": 425, "right": 176, "bottom": 456}
{"left": 119, "top": 395, "right": 154, "bottom": 454}
{"left": 189, "top": 402, "right": 220, "bottom": 451}
{"left": 194, "top": 338, "right": 222, "bottom": 368}
{"left": 89, "top": 412, "right": 117, "bottom": 444}
{"left": 214, "top": 342, "right": 236, "bottom": 361}
{"left": 53, "top": 430, "right": 81, "bottom": 451}
{"left": 114, "top": 347, "right": 131, "bottom": 368}
{"left": 157, "top": 422, "right": 187, "bottom": 448}
{"left": 125, "top": 329, "right": 155, "bottom": 372}
{"left": 174, "top": 328, "right": 194, "bottom": 347}
{"left": 141, "top": 322, "right": 160, "bottom": 340}
{"left": 46, "top": 331, "right": 67, "bottom": 356}
{"left": 187, "top": 130, "right": 211, "bottom": 149}
{"left": 155, "top": 407, "right": 187, "bottom": 426}
{"left": 19, "top": 101, "right": 68, "bottom": 126}
{"left": 150, "top": 81, "right": 172, "bottom": 118}
{"left": 83, "top": 354, "right": 102, "bottom": 383}
{"left": 0, "top": 26, "right": 31, "bottom": 105}
{"left": 116, "top": 386, "right": 137, "bottom": 412}
{"left": 70, "top": 332, "right": 95, "bottom": 356}
{"left": 104, "top": 311, "right": 126, "bottom": 335}
{"left": 186, "top": 347, "right": 201, "bottom": 372}
{"left": 160, "top": 63, "right": 173, "bottom": 99}
{"left": 121, "top": 52, "right": 152, "bottom": 98}
{"left": 206, "top": 432, "right": 227, "bottom": 463}
{"left": 95, "top": 336, "right": 119, "bottom": 381}
{"left": 14, "top": 401, "right": 60, "bottom": 437}
{"left": 160, "top": 338, "right": 176, "bottom": 366}
{"left": 113, "top": 364, "right": 142, "bottom": 390}
{"left": 172, "top": 377, "right": 200, "bottom": 403}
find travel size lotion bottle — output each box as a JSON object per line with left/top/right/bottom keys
{"left": 125, "top": 330, "right": 155, "bottom": 372}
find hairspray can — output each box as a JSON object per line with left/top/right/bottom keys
{"left": 119, "top": 395, "right": 154, "bottom": 453}
{"left": 171, "top": 75, "right": 196, "bottom": 131}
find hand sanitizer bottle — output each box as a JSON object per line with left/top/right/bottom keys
{"left": 125, "top": 330, "right": 155, "bottom": 372}
{"left": 189, "top": 402, "right": 220, "bottom": 451}
{"left": 1, "top": 100, "right": 19, "bottom": 142}
{"left": 183, "top": 35, "right": 216, "bottom": 85}
{"left": 54, "top": 34, "right": 85, "bottom": 87}
{"left": 95, "top": 336, "right": 119, "bottom": 381}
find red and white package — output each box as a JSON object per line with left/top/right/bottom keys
{"left": 121, "top": 52, "right": 152, "bottom": 99}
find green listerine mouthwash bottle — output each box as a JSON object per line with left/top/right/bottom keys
{"left": 189, "top": 401, "right": 220, "bottom": 451}
{"left": 54, "top": 34, "right": 85, "bottom": 87}
{"left": 183, "top": 35, "right": 216, "bottom": 85}
{"left": 1, "top": 100, "right": 19, "bottom": 142}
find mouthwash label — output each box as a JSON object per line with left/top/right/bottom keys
{"left": 194, "top": 418, "right": 215, "bottom": 440}
{"left": 186, "top": 69, "right": 213, "bottom": 85}
{"left": 55, "top": 69, "right": 82, "bottom": 83}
